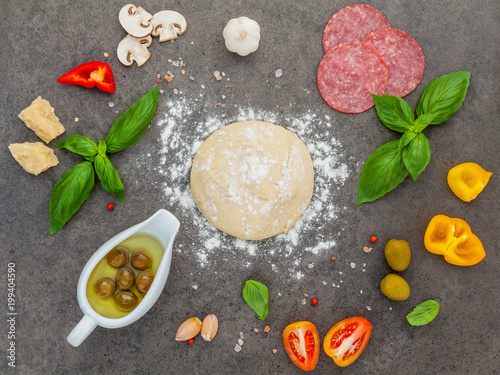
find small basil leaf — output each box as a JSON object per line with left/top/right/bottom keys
{"left": 413, "top": 113, "right": 438, "bottom": 132}
{"left": 372, "top": 94, "right": 415, "bottom": 133}
{"left": 357, "top": 140, "right": 409, "bottom": 204}
{"left": 402, "top": 133, "right": 431, "bottom": 180}
{"left": 94, "top": 154, "right": 125, "bottom": 204}
{"left": 406, "top": 300, "right": 440, "bottom": 326}
{"left": 97, "top": 138, "right": 107, "bottom": 155}
{"left": 106, "top": 87, "right": 160, "bottom": 153}
{"left": 416, "top": 71, "right": 471, "bottom": 125}
{"left": 398, "top": 130, "right": 418, "bottom": 153}
{"left": 54, "top": 135, "right": 98, "bottom": 160}
{"left": 49, "top": 161, "right": 95, "bottom": 235}
{"left": 242, "top": 280, "right": 269, "bottom": 320}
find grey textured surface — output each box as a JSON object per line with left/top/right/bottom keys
{"left": 1, "top": 0, "right": 499, "bottom": 374}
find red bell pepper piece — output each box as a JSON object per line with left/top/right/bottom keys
{"left": 57, "top": 61, "right": 115, "bottom": 93}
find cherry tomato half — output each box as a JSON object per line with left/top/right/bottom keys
{"left": 283, "top": 321, "right": 320, "bottom": 371}
{"left": 323, "top": 317, "right": 372, "bottom": 367}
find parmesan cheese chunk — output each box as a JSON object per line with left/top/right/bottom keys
{"left": 8, "top": 142, "right": 59, "bottom": 175}
{"left": 18, "top": 96, "right": 65, "bottom": 143}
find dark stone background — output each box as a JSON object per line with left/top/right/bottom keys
{"left": 1, "top": 1, "right": 498, "bottom": 374}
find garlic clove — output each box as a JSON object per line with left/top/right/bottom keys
{"left": 200, "top": 314, "right": 219, "bottom": 341}
{"left": 223, "top": 16, "right": 261, "bottom": 56}
{"left": 175, "top": 317, "right": 202, "bottom": 341}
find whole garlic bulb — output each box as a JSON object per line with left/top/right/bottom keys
{"left": 223, "top": 16, "right": 261, "bottom": 56}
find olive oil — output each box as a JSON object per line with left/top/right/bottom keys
{"left": 86, "top": 233, "right": 164, "bottom": 319}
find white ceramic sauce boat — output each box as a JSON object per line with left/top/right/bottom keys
{"left": 67, "top": 209, "right": 180, "bottom": 347}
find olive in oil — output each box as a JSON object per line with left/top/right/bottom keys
{"left": 86, "top": 233, "right": 164, "bottom": 319}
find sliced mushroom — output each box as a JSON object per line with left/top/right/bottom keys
{"left": 151, "top": 11, "right": 187, "bottom": 42}
{"left": 119, "top": 4, "right": 153, "bottom": 38}
{"left": 117, "top": 34, "right": 152, "bottom": 67}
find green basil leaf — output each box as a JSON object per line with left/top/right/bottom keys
{"left": 97, "top": 138, "right": 107, "bottom": 155}
{"left": 94, "top": 154, "right": 125, "bottom": 204}
{"left": 54, "top": 135, "right": 98, "bottom": 161}
{"left": 398, "top": 130, "right": 418, "bottom": 153}
{"left": 49, "top": 161, "right": 95, "bottom": 235}
{"left": 402, "top": 133, "right": 431, "bottom": 181}
{"left": 406, "top": 300, "right": 440, "bottom": 326}
{"left": 106, "top": 87, "right": 160, "bottom": 153}
{"left": 372, "top": 94, "right": 415, "bottom": 133}
{"left": 357, "top": 140, "right": 409, "bottom": 204}
{"left": 413, "top": 113, "right": 437, "bottom": 133}
{"left": 416, "top": 71, "right": 471, "bottom": 125}
{"left": 242, "top": 280, "right": 269, "bottom": 320}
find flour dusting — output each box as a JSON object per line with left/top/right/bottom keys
{"left": 145, "top": 95, "right": 349, "bottom": 278}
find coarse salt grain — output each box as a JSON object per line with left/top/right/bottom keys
{"left": 367, "top": 306, "right": 372, "bottom": 311}
{"left": 264, "top": 325, "right": 270, "bottom": 332}
{"left": 272, "top": 349, "right": 277, "bottom": 354}
{"left": 108, "top": 102, "right": 114, "bottom": 108}
{"left": 235, "top": 344, "right": 241, "bottom": 352}
{"left": 238, "top": 339, "right": 243, "bottom": 346}
{"left": 275, "top": 69, "right": 283, "bottom": 78}
{"left": 254, "top": 328, "right": 259, "bottom": 333}
{"left": 364, "top": 246, "right": 372, "bottom": 253}
{"left": 301, "top": 299, "right": 306, "bottom": 305}
{"left": 240, "top": 332, "right": 244, "bottom": 339}
{"left": 350, "top": 262, "right": 356, "bottom": 269}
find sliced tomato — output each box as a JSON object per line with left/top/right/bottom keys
{"left": 323, "top": 317, "right": 372, "bottom": 367}
{"left": 283, "top": 321, "right": 320, "bottom": 371}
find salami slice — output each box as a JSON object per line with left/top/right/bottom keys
{"left": 317, "top": 42, "right": 389, "bottom": 114}
{"left": 323, "top": 4, "right": 390, "bottom": 54}
{"left": 363, "top": 28, "right": 425, "bottom": 97}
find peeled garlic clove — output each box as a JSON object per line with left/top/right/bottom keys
{"left": 175, "top": 317, "right": 202, "bottom": 341}
{"left": 223, "top": 16, "right": 261, "bottom": 56}
{"left": 201, "top": 314, "right": 219, "bottom": 341}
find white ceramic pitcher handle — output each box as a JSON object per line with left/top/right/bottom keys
{"left": 67, "top": 315, "right": 97, "bottom": 347}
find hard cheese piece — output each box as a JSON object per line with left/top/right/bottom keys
{"left": 8, "top": 142, "right": 59, "bottom": 175}
{"left": 18, "top": 96, "right": 65, "bottom": 143}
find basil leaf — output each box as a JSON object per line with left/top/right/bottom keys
{"left": 398, "top": 130, "right": 418, "bottom": 153}
{"left": 49, "top": 161, "right": 95, "bottom": 235}
{"left": 97, "top": 138, "right": 107, "bottom": 155}
{"left": 242, "top": 280, "right": 269, "bottom": 320}
{"left": 413, "top": 113, "right": 437, "bottom": 133}
{"left": 402, "top": 133, "right": 431, "bottom": 180}
{"left": 372, "top": 94, "right": 415, "bottom": 133}
{"left": 94, "top": 154, "right": 125, "bottom": 204}
{"left": 106, "top": 87, "right": 160, "bottom": 153}
{"left": 357, "top": 140, "right": 409, "bottom": 204}
{"left": 416, "top": 71, "right": 471, "bottom": 125}
{"left": 54, "top": 135, "right": 98, "bottom": 161}
{"left": 406, "top": 300, "right": 440, "bottom": 326}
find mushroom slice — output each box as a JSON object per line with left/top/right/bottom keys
{"left": 117, "top": 34, "right": 153, "bottom": 67}
{"left": 151, "top": 11, "right": 187, "bottom": 42}
{"left": 119, "top": 4, "right": 153, "bottom": 38}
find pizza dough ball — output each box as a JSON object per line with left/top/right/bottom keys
{"left": 190, "top": 121, "right": 314, "bottom": 240}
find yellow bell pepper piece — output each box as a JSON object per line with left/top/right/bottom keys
{"left": 447, "top": 163, "right": 492, "bottom": 202}
{"left": 424, "top": 214, "right": 485, "bottom": 266}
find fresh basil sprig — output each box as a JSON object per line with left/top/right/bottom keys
{"left": 406, "top": 300, "right": 440, "bottom": 326}
{"left": 49, "top": 87, "right": 160, "bottom": 234}
{"left": 243, "top": 280, "right": 269, "bottom": 320}
{"left": 357, "top": 71, "right": 471, "bottom": 204}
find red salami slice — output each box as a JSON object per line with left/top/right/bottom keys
{"left": 363, "top": 28, "right": 425, "bottom": 97}
{"left": 323, "top": 5, "right": 390, "bottom": 54}
{"left": 317, "top": 42, "right": 389, "bottom": 114}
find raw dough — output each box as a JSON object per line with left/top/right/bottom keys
{"left": 190, "top": 121, "right": 314, "bottom": 240}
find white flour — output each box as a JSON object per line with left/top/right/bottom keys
{"left": 148, "top": 95, "right": 349, "bottom": 278}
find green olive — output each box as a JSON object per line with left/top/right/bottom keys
{"left": 107, "top": 247, "right": 129, "bottom": 268}
{"left": 94, "top": 277, "right": 116, "bottom": 299}
{"left": 136, "top": 271, "right": 154, "bottom": 295}
{"left": 131, "top": 250, "right": 152, "bottom": 270}
{"left": 384, "top": 239, "right": 411, "bottom": 271}
{"left": 380, "top": 274, "right": 410, "bottom": 301}
{"left": 113, "top": 291, "right": 138, "bottom": 311}
{"left": 115, "top": 267, "right": 135, "bottom": 290}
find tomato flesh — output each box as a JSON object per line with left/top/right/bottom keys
{"left": 283, "top": 321, "right": 320, "bottom": 371}
{"left": 324, "top": 317, "right": 372, "bottom": 367}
